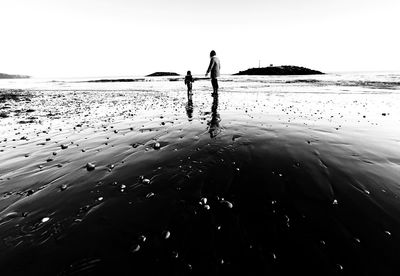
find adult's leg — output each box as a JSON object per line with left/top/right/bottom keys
{"left": 211, "top": 78, "right": 219, "bottom": 94}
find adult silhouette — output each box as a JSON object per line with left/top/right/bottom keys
{"left": 205, "top": 50, "right": 221, "bottom": 95}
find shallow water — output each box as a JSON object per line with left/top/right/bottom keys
{"left": 1, "top": 74, "right": 400, "bottom": 275}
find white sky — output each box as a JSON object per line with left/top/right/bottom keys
{"left": 1, "top": 0, "right": 399, "bottom": 77}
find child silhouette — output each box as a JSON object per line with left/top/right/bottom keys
{"left": 184, "top": 70, "right": 194, "bottom": 99}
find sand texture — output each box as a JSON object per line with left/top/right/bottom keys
{"left": 1, "top": 75, "right": 400, "bottom": 275}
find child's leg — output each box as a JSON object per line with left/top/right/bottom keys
{"left": 188, "top": 83, "right": 193, "bottom": 95}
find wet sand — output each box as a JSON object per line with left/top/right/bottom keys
{"left": 1, "top": 87, "right": 400, "bottom": 275}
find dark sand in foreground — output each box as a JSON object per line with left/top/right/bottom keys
{"left": 1, "top": 88, "right": 400, "bottom": 275}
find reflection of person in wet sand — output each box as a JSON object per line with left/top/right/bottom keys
{"left": 184, "top": 71, "right": 194, "bottom": 120}
{"left": 208, "top": 93, "right": 221, "bottom": 138}
{"left": 185, "top": 97, "right": 193, "bottom": 121}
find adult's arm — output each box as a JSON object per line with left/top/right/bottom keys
{"left": 206, "top": 58, "right": 215, "bottom": 75}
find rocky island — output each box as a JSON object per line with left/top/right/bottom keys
{"left": 0, "top": 73, "right": 31, "bottom": 79}
{"left": 234, "top": 65, "right": 323, "bottom": 75}
{"left": 146, "top": 72, "right": 180, "bottom": 77}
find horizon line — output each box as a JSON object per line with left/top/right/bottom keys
{"left": 20, "top": 69, "right": 400, "bottom": 79}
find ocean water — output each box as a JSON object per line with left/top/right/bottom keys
{"left": 1, "top": 72, "right": 400, "bottom": 275}
{"left": 1, "top": 71, "right": 400, "bottom": 92}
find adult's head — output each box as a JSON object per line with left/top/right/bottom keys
{"left": 187, "top": 70, "right": 191, "bottom": 75}
{"left": 210, "top": 50, "right": 216, "bottom": 57}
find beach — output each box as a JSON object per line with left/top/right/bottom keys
{"left": 1, "top": 73, "right": 400, "bottom": 275}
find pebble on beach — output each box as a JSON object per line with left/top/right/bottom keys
{"left": 86, "top": 162, "right": 96, "bottom": 171}
{"left": 153, "top": 142, "right": 161, "bottom": 149}
{"left": 142, "top": 178, "right": 151, "bottom": 185}
{"left": 162, "top": 230, "right": 171, "bottom": 240}
{"left": 220, "top": 200, "right": 233, "bottom": 209}
{"left": 146, "top": 192, "right": 155, "bottom": 199}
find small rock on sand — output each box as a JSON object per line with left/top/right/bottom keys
{"left": 86, "top": 162, "right": 96, "bottom": 171}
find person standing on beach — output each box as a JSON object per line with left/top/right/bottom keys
{"left": 184, "top": 70, "right": 194, "bottom": 100}
{"left": 205, "top": 50, "right": 220, "bottom": 95}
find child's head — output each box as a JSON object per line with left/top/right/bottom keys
{"left": 187, "top": 70, "right": 191, "bottom": 76}
{"left": 210, "top": 50, "right": 216, "bottom": 57}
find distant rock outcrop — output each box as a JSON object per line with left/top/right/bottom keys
{"left": 146, "top": 72, "right": 180, "bottom": 77}
{"left": 234, "top": 66, "right": 323, "bottom": 76}
{"left": 0, "top": 73, "right": 30, "bottom": 79}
